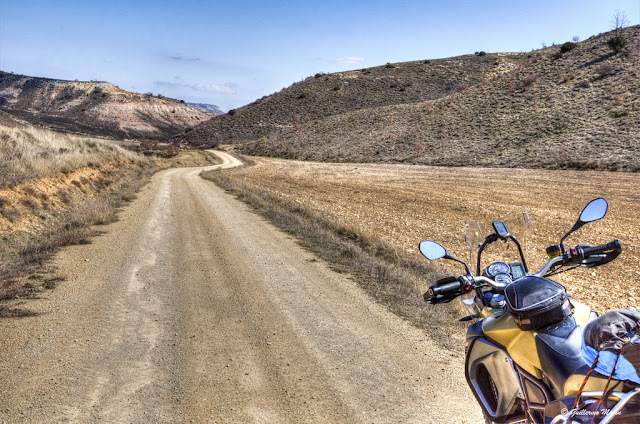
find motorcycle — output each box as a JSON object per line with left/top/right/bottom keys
{"left": 419, "top": 198, "right": 640, "bottom": 424}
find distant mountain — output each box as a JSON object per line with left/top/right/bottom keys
{"left": 0, "top": 72, "right": 213, "bottom": 140}
{"left": 184, "top": 26, "right": 640, "bottom": 172}
{"left": 186, "top": 102, "right": 224, "bottom": 115}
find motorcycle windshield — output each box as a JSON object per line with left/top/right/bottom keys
{"left": 464, "top": 212, "right": 532, "bottom": 274}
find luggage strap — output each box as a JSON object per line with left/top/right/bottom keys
{"left": 573, "top": 353, "right": 600, "bottom": 410}
{"left": 590, "top": 352, "right": 622, "bottom": 424}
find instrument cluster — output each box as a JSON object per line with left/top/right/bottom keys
{"left": 483, "top": 261, "right": 527, "bottom": 285}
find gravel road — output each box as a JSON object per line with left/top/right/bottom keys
{"left": 0, "top": 152, "right": 481, "bottom": 423}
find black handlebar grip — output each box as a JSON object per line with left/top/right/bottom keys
{"left": 429, "top": 280, "right": 462, "bottom": 297}
{"left": 582, "top": 239, "right": 621, "bottom": 256}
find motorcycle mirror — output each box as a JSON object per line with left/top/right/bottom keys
{"left": 419, "top": 240, "right": 447, "bottom": 260}
{"left": 419, "top": 240, "right": 472, "bottom": 275}
{"left": 560, "top": 198, "right": 608, "bottom": 254}
{"left": 579, "top": 198, "right": 608, "bottom": 224}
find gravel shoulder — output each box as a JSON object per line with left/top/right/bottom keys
{"left": 0, "top": 152, "right": 481, "bottom": 423}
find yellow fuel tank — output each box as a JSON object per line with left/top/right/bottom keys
{"left": 481, "top": 301, "right": 592, "bottom": 381}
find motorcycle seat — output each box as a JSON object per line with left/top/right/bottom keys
{"left": 535, "top": 316, "right": 592, "bottom": 396}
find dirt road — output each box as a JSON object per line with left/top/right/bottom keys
{"left": 0, "top": 152, "right": 481, "bottom": 423}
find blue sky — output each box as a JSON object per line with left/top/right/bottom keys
{"left": 1, "top": 0, "right": 639, "bottom": 111}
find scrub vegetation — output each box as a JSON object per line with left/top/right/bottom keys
{"left": 0, "top": 122, "right": 155, "bottom": 316}
{"left": 187, "top": 26, "right": 640, "bottom": 172}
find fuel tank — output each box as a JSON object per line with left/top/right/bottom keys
{"left": 480, "top": 301, "right": 615, "bottom": 397}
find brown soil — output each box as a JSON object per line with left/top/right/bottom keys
{"left": 219, "top": 156, "right": 640, "bottom": 314}
{"left": 0, "top": 157, "right": 154, "bottom": 308}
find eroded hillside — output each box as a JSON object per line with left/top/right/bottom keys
{"left": 0, "top": 72, "right": 212, "bottom": 140}
{"left": 187, "top": 26, "right": 640, "bottom": 171}
{"left": 0, "top": 121, "right": 155, "bottom": 314}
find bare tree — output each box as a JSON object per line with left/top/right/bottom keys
{"left": 572, "top": 35, "right": 580, "bottom": 42}
{"left": 611, "top": 10, "right": 629, "bottom": 34}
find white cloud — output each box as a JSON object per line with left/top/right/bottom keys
{"left": 166, "top": 55, "right": 202, "bottom": 63}
{"left": 194, "top": 83, "right": 235, "bottom": 94}
{"left": 154, "top": 80, "right": 236, "bottom": 95}
{"left": 334, "top": 57, "right": 365, "bottom": 65}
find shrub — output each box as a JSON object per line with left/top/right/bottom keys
{"left": 228, "top": 109, "right": 237, "bottom": 116}
{"left": 560, "top": 42, "right": 577, "bottom": 53}
{"left": 522, "top": 73, "right": 539, "bottom": 86}
{"left": 608, "top": 35, "right": 628, "bottom": 53}
{"left": 595, "top": 62, "right": 615, "bottom": 77}
{"left": 456, "top": 82, "right": 469, "bottom": 91}
{"left": 385, "top": 62, "right": 395, "bottom": 68}
{"left": 476, "top": 51, "right": 487, "bottom": 56}
{"left": 610, "top": 108, "right": 629, "bottom": 118}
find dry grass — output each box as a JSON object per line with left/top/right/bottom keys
{"left": 0, "top": 124, "right": 144, "bottom": 188}
{"left": 0, "top": 123, "right": 156, "bottom": 314}
{"left": 161, "top": 149, "right": 222, "bottom": 167}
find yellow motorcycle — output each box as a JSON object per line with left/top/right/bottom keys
{"left": 420, "top": 198, "right": 640, "bottom": 424}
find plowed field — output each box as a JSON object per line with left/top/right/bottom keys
{"left": 221, "top": 156, "right": 640, "bottom": 313}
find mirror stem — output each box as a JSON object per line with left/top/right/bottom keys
{"left": 446, "top": 254, "right": 472, "bottom": 275}
{"left": 560, "top": 222, "right": 581, "bottom": 255}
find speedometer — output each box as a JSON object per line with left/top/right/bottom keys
{"left": 494, "top": 273, "right": 513, "bottom": 286}
{"left": 486, "top": 261, "right": 510, "bottom": 278}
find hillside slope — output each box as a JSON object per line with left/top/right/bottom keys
{"left": 186, "top": 102, "right": 224, "bottom": 115}
{"left": 184, "top": 52, "right": 523, "bottom": 145}
{"left": 186, "top": 26, "right": 640, "bottom": 171}
{"left": 0, "top": 72, "right": 212, "bottom": 141}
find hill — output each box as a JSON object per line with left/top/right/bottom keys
{"left": 184, "top": 26, "right": 640, "bottom": 171}
{"left": 0, "top": 72, "right": 212, "bottom": 141}
{"left": 186, "top": 102, "right": 224, "bottom": 115}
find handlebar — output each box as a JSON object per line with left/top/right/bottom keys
{"left": 424, "top": 274, "right": 504, "bottom": 304}
{"left": 425, "top": 239, "right": 621, "bottom": 303}
{"left": 581, "top": 239, "right": 621, "bottom": 256}
{"left": 424, "top": 276, "right": 467, "bottom": 304}
{"left": 429, "top": 280, "right": 463, "bottom": 296}
{"left": 536, "top": 239, "right": 621, "bottom": 276}
{"left": 474, "top": 276, "right": 507, "bottom": 290}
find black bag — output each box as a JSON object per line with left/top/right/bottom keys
{"left": 504, "top": 276, "right": 572, "bottom": 331}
